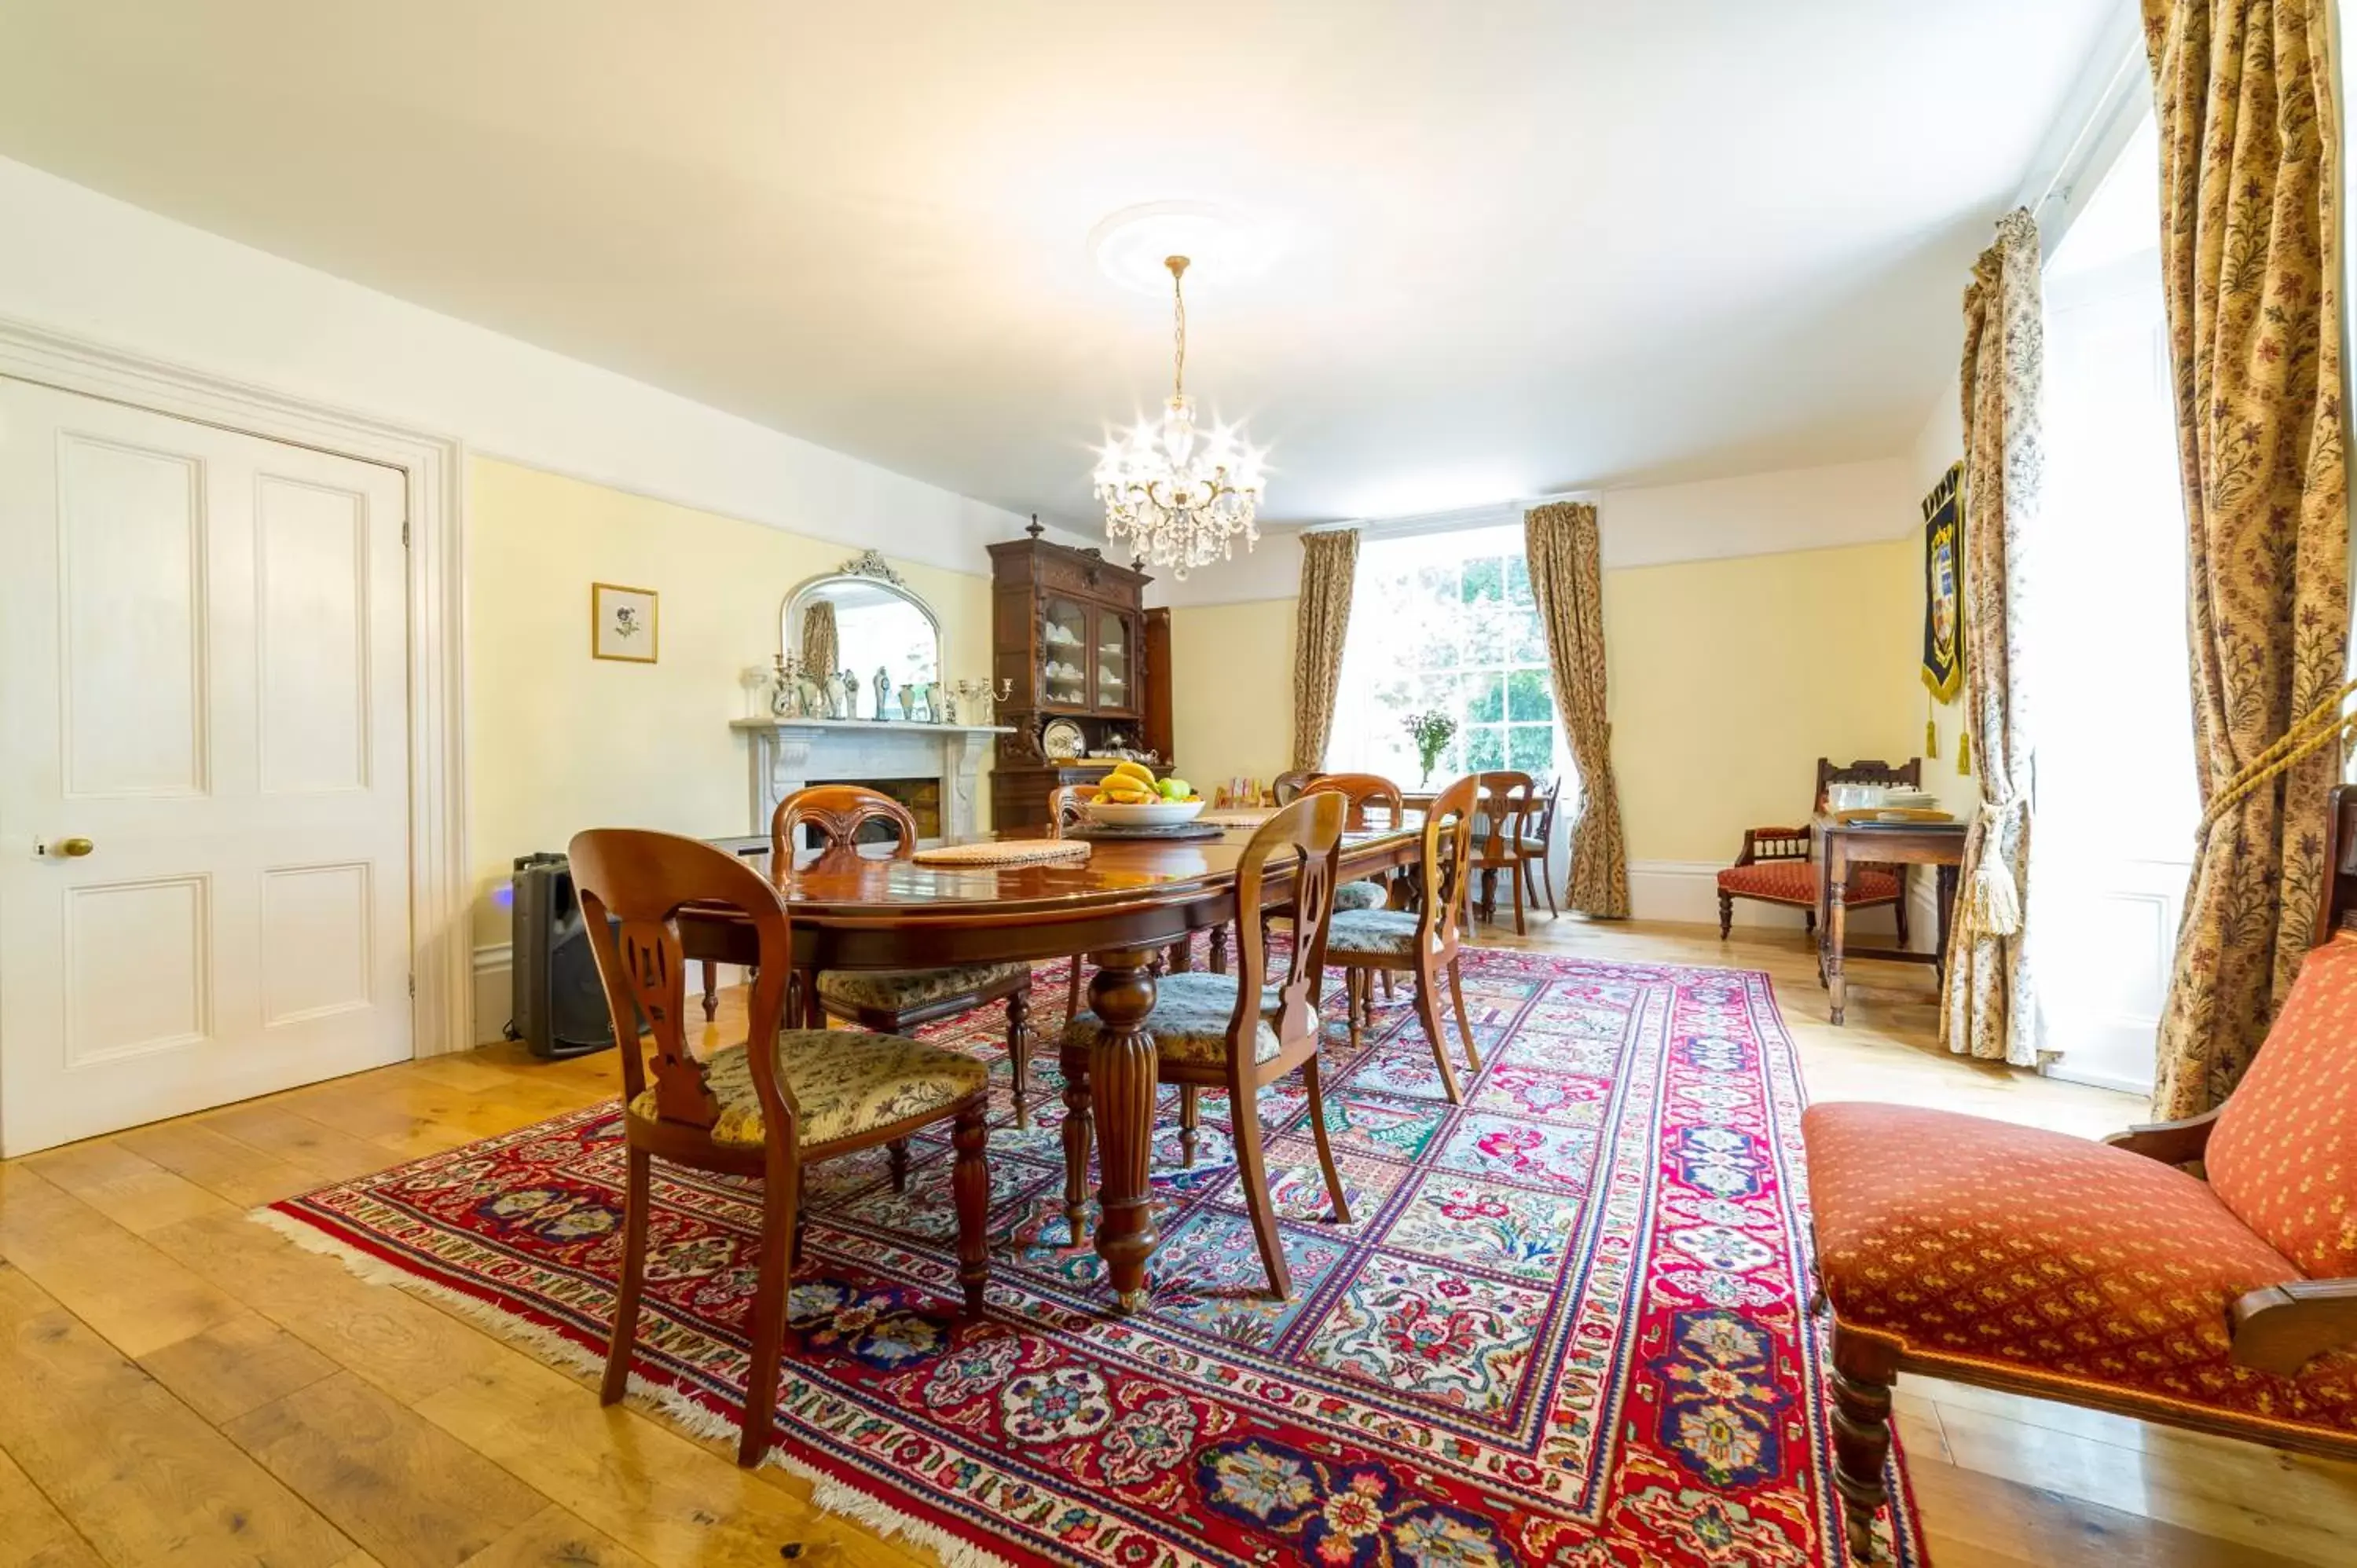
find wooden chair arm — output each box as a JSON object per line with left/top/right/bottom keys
{"left": 1736, "top": 826, "right": 1812, "bottom": 866}
{"left": 2102, "top": 1106, "right": 2223, "bottom": 1166}
{"left": 2232, "top": 1278, "right": 2357, "bottom": 1376}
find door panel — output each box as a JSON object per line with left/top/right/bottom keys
{"left": 1, "top": 379, "right": 412, "bottom": 1154}
{"left": 259, "top": 861, "right": 373, "bottom": 1025}
{"left": 64, "top": 874, "right": 211, "bottom": 1064}
{"left": 60, "top": 434, "right": 207, "bottom": 798}
{"left": 257, "top": 475, "right": 372, "bottom": 795}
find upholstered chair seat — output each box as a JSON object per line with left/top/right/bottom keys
{"left": 1805, "top": 1101, "right": 2357, "bottom": 1427}
{"left": 1331, "top": 878, "right": 1388, "bottom": 911}
{"left": 629, "top": 1028, "right": 988, "bottom": 1149}
{"left": 1061, "top": 970, "right": 1289, "bottom": 1065}
{"left": 818, "top": 961, "right": 1031, "bottom": 1013}
{"left": 1717, "top": 859, "right": 1897, "bottom": 907}
{"left": 1325, "top": 907, "right": 1422, "bottom": 958}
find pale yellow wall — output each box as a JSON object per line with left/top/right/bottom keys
{"left": 1604, "top": 537, "right": 1923, "bottom": 862}
{"left": 1169, "top": 598, "right": 1296, "bottom": 794}
{"left": 1167, "top": 537, "right": 1924, "bottom": 863}
{"left": 465, "top": 457, "right": 992, "bottom": 947}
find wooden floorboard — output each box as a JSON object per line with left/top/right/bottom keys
{"left": 0, "top": 914, "right": 2349, "bottom": 1566}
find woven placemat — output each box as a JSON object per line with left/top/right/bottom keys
{"left": 1199, "top": 808, "right": 1277, "bottom": 826}
{"left": 911, "top": 838, "right": 1091, "bottom": 866}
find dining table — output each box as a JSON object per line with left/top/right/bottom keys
{"left": 674, "top": 820, "right": 1424, "bottom": 1311}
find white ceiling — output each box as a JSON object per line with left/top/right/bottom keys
{"left": 0, "top": 1, "right": 2118, "bottom": 527}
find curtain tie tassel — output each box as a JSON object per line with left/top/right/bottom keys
{"left": 1963, "top": 797, "right": 2025, "bottom": 938}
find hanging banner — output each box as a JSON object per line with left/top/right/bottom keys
{"left": 1921, "top": 461, "right": 1963, "bottom": 702}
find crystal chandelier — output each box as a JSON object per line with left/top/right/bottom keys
{"left": 1094, "top": 255, "right": 1264, "bottom": 580}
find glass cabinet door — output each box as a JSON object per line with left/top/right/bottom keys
{"left": 1095, "top": 610, "right": 1132, "bottom": 712}
{"left": 1042, "top": 596, "right": 1088, "bottom": 709}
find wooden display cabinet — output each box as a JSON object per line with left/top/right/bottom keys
{"left": 987, "top": 527, "right": 1173, "bottom": 831}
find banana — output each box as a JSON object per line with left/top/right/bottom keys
{"left": 1106, "top": 760, "right": 1157, "bottom": 788}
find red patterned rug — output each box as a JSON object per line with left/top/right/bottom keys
{"left": 262, "top": 946, "right": 1923, "bottom": 1566}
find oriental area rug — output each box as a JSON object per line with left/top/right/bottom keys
{"left": 262, "top": 947, "right": 1923, "bottom": 1567}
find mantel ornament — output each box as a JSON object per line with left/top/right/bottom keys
{"left": 835, "top": 548, "right": 905, "bottom": 586}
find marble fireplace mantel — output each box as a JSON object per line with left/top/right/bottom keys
{"left": 730, "top": 718, "right": 1014, "bottom": 843}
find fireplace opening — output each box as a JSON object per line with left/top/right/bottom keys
{"left": 794, "top": 775, "right": 943, "bottom": 847}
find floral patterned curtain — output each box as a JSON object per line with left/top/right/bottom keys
{"left": 1524, "top": 501, "right": 1629, "bottom": 917}
{"left": 1941, "top": 211, "right": 2044, "bottom": 1068}
{"left": 2146, "top": 0, "right": 2349, "bottom": 1118}
{"left": 801, "top": 599, "right": 839, "bottom": 677}
{"left": 1291, "top": 530, "right": 1360, "bottom": 771}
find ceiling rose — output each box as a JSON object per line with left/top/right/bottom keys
{"left": 1087, "top": 201, "right": 1282, "bottom": 297}
{"left": 1092, "top": 254, "right": 1265, "bottom": 581}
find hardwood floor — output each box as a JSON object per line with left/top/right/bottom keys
{"left": 1, "top": 915, "right": 2350, "bottom": 1567}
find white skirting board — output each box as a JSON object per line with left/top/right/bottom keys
{"left": 473, "top": 943, "right": 513, "bottom": 1046}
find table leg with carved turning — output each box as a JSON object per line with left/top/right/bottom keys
{"left": 1085, "top": 947, "right": 1161, "bottom": 1311}
{"left": 1827, "top": 839, "right": 1850, "bottom": 1026}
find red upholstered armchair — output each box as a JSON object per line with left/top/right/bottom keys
{"left": 1716, "top": 757, "right": 1919, "bottom": 942}
{"left": 1805, "top": 809, "right": 2357, "bottom": 1563}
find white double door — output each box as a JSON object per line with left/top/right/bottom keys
{"left": 0, "top": 379, "right": 412, "bottom": 1155}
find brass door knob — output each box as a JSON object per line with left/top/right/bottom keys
{"left": 50, "top": 837, "right": 93, "bottom": 858}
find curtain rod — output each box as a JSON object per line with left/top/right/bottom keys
{"left": 1302, "top": 490, "right": 1602, "bottom": 540}
{"left": 2013, "top": 3, "right": 2149, "bottom": 249}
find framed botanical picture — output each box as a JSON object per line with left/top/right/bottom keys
{"left": 591, "top": 581, "right": 659, "bottom": 663}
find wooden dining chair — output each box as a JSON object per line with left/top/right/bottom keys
{"left": 568, "top": 828, "right": 992, "bottom": 1467}
{"left": 1058, "top": 792, "right": 1352, "bottom": 1299}
{"left": 1047, "top": 782, "right": 1100, "bottom": 1025}
{"left": 1518, "top": 775, "right": 1563, "bottom": 919}
{"left": 1715, "top": 757, "right": 1915, "bottom": 943}
{"left": 1325, "top": 773, "right": 1484, "bottom": 1102}
{"left": 774, "top": 786, "right": 1038, "bottom": 1126}
{"left": 1271, "top": 768, "right": 1315, "bottom": 804}
{"left": 1301, "top": 771, "right": 1408, "bottom": 912}
{"left": 1468, "top": 770, "right": 1538, "bottom": 934}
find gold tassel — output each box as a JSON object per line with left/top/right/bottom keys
{"left": 1925, "top": 694, "right": 1940, "bottom": 760}
{"left": 1959, "top": 800, "right": 2025, "bottom": 938}
{"left": 1966, "top": 851, "right": 2023, "bottom": 936}
{"left": 1957, "top": 729, "right": 1971, "bottom": 775}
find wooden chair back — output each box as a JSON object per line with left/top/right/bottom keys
{"left": 772, "top": 784, "right": 918, "bottom": 864}
{"left": 568, "top": 829, "right": 799, "bottom": 1144}
{"left": 1471, "top": 771, "right": 1538, "bottom": 863}
{"left": 1047, "top": 782, "right": 1099, "bottom": 837}
{"left": 1418, "top": 775, "right": 1482, "bottom": 962}
{"left": 1816, "top": 757, "right": 1922, "bottom": 811}
{"left": 1530, "top": 775, "right": 1563, "bottom": 844}
{"left": 1228, "top": 792, "right": 1346, "bottom": 1047}
{"left": 1271, "top": 768, "right": 1316, "bottom": 804}
{"left": 1301, "top": 771, "right": 1407, "bottom": 830}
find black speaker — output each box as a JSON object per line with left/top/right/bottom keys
{"left": 508, "top": 852, "right": 617, "bottom": 1059}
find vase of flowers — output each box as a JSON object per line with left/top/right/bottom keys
{"left": 1402, "top": 709, "right": 1457, "bottom": 789}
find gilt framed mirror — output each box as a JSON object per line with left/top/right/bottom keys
{"left": 781, "top": 550, "right": 941, "bottom": 692}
